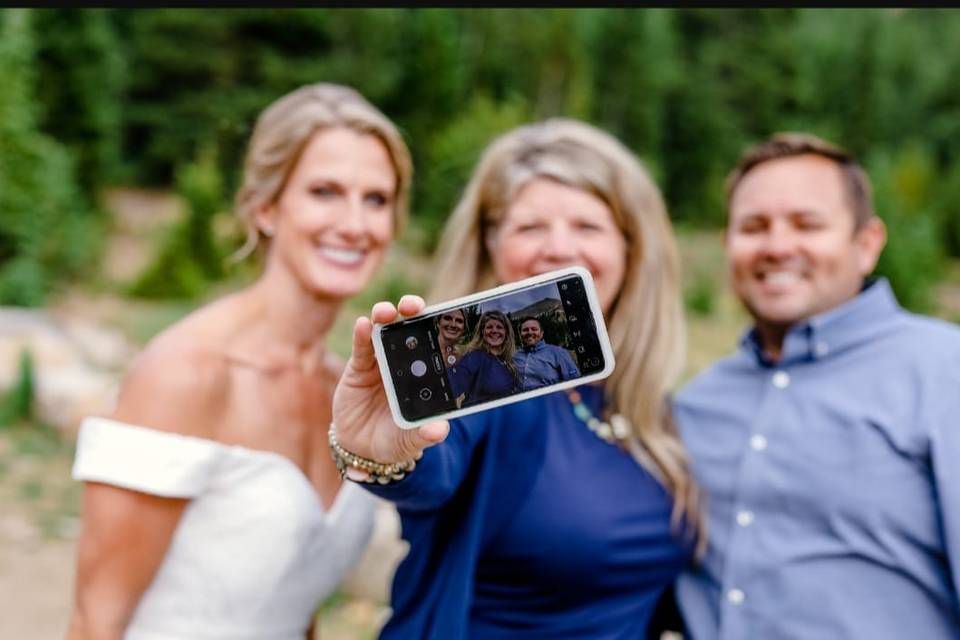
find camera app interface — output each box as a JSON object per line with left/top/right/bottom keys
{"left": 379, "top": 275, "right": 607, "bottom": 422}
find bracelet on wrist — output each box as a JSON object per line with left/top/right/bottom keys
{"left": 327, "top": 423, "right": 419, "bottom": 485}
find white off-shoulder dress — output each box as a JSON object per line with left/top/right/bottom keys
{"left": 72, "top": 417, "right": 375, "bottom": 640}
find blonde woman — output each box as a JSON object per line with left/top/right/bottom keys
{"left": 330, "top": 118, "right": 702, "bottom": 638}
{"left": 448, "top": 309, "right": 519, "bottom": 407}
{"left": 66, "top": 83, "right": 412, "bottom": 640}
{"left": 435, "top": 307, "right": 467, "bottom": 367}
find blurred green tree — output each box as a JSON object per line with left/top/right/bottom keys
{"left": 129, "top": 145, "right": 227, "bottom": 299}
{"left": 0, "top": 8, "right": 100, "bottom": 306}
{"left": 34, "top": 9, "right": 126, "bottom": 192}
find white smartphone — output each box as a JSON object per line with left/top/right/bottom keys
{"left": 372, "top": 266, "right": 616, "bottom": 428}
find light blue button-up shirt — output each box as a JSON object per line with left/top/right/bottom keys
{"left": 512, "top": 340, "right": 580, "bottom": 391}
{"left": 674, "top": 278, "right": 960, "bottom": 640}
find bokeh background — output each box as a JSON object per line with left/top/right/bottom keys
{"left": 2, "top": 8, "right": 960, "bottom": 639}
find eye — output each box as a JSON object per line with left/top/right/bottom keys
{"left": 736, "top": 217, "right": 767, "bottom": 234}
{"left": 794, "top": 215, "right": 826, "bottom": 231}
{"left": 364, "top": 191, "right": 390, "bottom": 208}
{"left": 310, "top": 184, "right": 338, "bottom": 198}
{"left": 515, "top": 222, "right": 547, "bottom": 234}
{"left": 573, "top": 219, "right": 603, "bottom": 232}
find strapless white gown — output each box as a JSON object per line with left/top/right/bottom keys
{"left": 72, "top": 417, "right": 375, "bottom": 640}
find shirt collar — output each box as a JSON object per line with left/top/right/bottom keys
{"left": 739, "top": 277, "right": 902, "bottom": 367}
{"left": 524, "top": 339, "right": 546, "bottom": 353}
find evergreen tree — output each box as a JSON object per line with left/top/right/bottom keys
{"left": 0, "top": 8, "right": 99, "bottom": 306}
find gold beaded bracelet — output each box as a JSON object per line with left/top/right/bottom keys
{"left": 327, "top": 423, "right": 419, "bottom": 485}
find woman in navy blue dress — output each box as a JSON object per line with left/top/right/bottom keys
{"left": 330, "top": 118, "right": 703, "bottom": 639}
{"left": 449, "top": 310, "right": 520, "bottom": 407}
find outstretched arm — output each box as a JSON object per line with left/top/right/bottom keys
{"left": 332, "top": 296, "right": 449, "bottom": 467}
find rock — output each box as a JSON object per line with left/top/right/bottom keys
{"left": 33, "top": 366, "right": 120, "bottom": 438}
{"left": 0, "top": 308, "right": 127, "bottom": 435}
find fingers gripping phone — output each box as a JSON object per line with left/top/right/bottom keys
{"left": 372, "top": 266, "right": 615, "bottom": 428}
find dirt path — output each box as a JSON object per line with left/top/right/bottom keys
{"left": 0, "top": 525, "right": 76, "bottom": 639}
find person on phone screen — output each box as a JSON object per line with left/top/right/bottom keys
{"left": 448, "top": 309, "right": 520, "bottom": 407}
{"left": 513, "top": 316, "right": 580, "bottom": 391}
{"left": 329, "top": 118, "right": 703, "bottom": 639}
{"left": 673, "top": 133, "right": 960, "bottom": 639}
{"left": 66, "top": 83, "right": 412, "bottom": 640}
{"left": 436, "top": 308, "right": 467, "bottom": 368}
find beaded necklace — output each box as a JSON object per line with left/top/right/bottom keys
{"left": 564, "top": 388, "right": 629, "bottom": 445}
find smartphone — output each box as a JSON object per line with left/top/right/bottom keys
{"left": 372, "top": 266, "right": 615, "bottom": 428}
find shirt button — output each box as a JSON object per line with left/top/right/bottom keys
{"left": 750, "top": 434, "right": 768, "bottom": 451}
{"left": 736, "top": 510, "right": 755, "bottom": 527}
{"left": 727, "top": 588, "right": 746, "bottom": 605}
{"left": 814, "top": 341, "right": 829, "bottom": 357}
{"left": 772, "top": 371, "right": 790, "bottom": 389}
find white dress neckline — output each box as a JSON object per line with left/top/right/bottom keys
{"left": 72, "top": 416, "right": 376, "bottom": 640}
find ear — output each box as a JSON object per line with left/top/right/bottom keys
{"left": 854, "top": 217, "right": 887, "bottom": 275}
{"left": 253, "top": 201, "right": 278, "bottom": 239}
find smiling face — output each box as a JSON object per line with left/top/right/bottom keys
{"left": 726, "top": 154, "right": 886, "bottom": 331}
{"left": 438, "top": 310, "right": 466, "bottom": 344}
{"left": 257, "top": 126, "right": 396, "bottom": 301}
{"left": 519, "top": 319, "right": 543, "bottom": 347}
{"left": 482, "top": 317, "right": 507, "bottom": 351}
{"left": 490, "top": 178, "right": 627, "bottom": 316}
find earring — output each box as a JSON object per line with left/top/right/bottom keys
{"left": 261, "top": 225, "right": 275, "bottom": 238}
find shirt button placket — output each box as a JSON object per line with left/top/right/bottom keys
{"left": 771, "top": 370, "right": 790, "bottom": 389}
{"left": 726, "top": 588, "right": 746, "bottom": 606}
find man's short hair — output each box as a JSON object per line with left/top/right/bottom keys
{"left": 518, "top": 316, "right": 542, "bottom": 329}
{"left": 725, "top": 132, "right": 875, "bottom": 230}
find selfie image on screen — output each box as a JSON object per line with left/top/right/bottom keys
{"left": 378, "top": 275, "right": 607, "bottom": 422}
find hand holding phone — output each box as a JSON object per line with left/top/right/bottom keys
{"left": 330, "top": 295, "right": 450, "bottom": 465}
{"left": 373, "top": 267, "right": 615, "bottom": 428}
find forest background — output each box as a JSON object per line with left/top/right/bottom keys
{"left": 3, "top": 8, "right": 960, "bottom": 639}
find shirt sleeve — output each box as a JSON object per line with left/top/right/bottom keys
{"left": 72, "top": 417, "right": 222, "bottom": 498}
{"left": 448, "top": 351, "right": 479, "bottom": 400}
{"left": 931, "top": 355, "right": 960, "bottom": 609}
{"left": 361, "top": 412, "right": 491, "bottom": 514}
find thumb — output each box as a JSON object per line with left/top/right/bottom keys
{"left": 398, "top": 420, "right": 449, "bottom": 457}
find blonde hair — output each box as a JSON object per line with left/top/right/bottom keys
{"left": 461, "top": 310, "right": 519, "bottom": 381}
{"left": 429, "top": 118, "right": 702, "bottom": 544}
{"left": 232, "top": 82, "right": 413, "bottom": 261}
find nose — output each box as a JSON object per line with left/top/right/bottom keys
{"left": 542, "top": 222, "right": 577, "bottom": 263}
{"left": 336, "top": 196, "right": 368, "bottom": 239}
{"left": 761, "top": 220, "right": 797, "bottom": 258}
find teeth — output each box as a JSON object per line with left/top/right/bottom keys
{"left": 764, "top": 271, "right": 801, "bottom": 285}
{"left": 319, "top": 246, "right": 365, "bottom": 265}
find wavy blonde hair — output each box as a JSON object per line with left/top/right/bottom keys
{"left": 232, "top": 82, "right": 413, "bottom": 261}
{"left": 428, "top": 118, "right": 702, "bottom": 544}
{"left": 461, "top": 310, "right": 519, "bottom": 380}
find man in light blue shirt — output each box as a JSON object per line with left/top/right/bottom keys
{"left": 513, "top": 317, "right": 580, "bottom": 391}
{"left": 674, "top": 132, "right": 960, "bottom": 639}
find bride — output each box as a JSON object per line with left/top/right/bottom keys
{"left": 66, "top": 82, "right": 412, "bottom": 640}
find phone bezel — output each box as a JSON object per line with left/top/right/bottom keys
{"left": 372, "top": 266, "right": 616, "bottom": 429}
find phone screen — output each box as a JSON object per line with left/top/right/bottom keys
{"left": 378, "top": 273, "right": 609, "bottom": 423}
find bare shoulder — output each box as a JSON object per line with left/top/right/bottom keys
{"left": 111, "top": 312, "right": 233, "bottom": 439}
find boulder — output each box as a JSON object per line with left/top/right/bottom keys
{"left": 0, "top": 308, "right": 131, "bottom": 435}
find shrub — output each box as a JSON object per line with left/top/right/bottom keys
{"left": 0, "top": 9, "right": 100, "bottom": 307}
{"left": 129, "top": 147, "right": 226, "bottom": 299}
{"left": 0, "top": 349, "right": 35, "bottom": 427}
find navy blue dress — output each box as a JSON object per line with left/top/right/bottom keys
{"left": 449, "top": 349, "right": 519, "bottom": 406}
{"left": 365, "top": 385, "right": 693, "bottom": 639}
